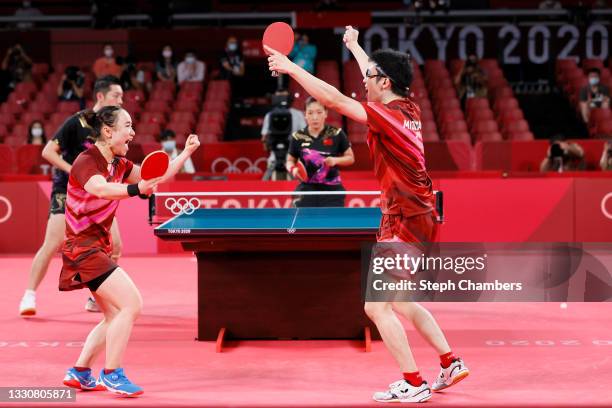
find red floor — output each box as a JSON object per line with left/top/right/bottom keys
{"left": 1, "top": 255, "right": 611, "bottom": 407}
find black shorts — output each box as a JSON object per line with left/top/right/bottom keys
{"left": 294, "top": 183, "right": 346, "bottom": 207}
{"left": 49, "top": 191, "right": 66, "bottom": 216}
{"left": 74, "top": 268, "right": 115, "bottom": 292}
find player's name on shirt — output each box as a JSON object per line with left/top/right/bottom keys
{"left": 403, "top": 120, "right": 422, "bottom": 131}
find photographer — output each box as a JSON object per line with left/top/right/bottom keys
{"left": 1, "top": 43, "right": 32, "bottom": 88}
{"left": 454, "top": 54, "right": 487, "bottom": 107}
{"left": 579, "top": 68, "right": 610, "bottom": 124}
{"left": 57, "top": 66, "right": 84, "bottom": 106}
{"left": 118, "top": 56, "right": 146, "bottom": 92}
{"left": 600, "top": 141, "right": 612, "bottom": 171}
{"left": 260, "top": 90, "right": 306, "bottom": 180}
{"left": 540, "top": 135, "right": 585, "bottom": 172}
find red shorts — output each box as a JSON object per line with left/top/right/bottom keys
{"left": 377, "top": 211, "right": 438, "bottom": 244}
{"left": 59, "top": 245, "right": 118, "bottom": 292}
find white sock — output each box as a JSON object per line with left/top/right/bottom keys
{"left": 24, "top": 289, "right": 35, "bottom": 297}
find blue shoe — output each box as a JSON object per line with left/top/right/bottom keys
{"left": 98, "top": 368, "right": 143, "bottom": 397}
{"left": 63, "top": 368, "right": 105, "bottom": 391}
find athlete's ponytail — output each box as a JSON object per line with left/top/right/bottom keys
{"left": 82, "top": 106, "right": 122, "bottom": 139}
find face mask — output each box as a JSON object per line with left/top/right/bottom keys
{"left": 31, "top": 127, "right": 43, "bottom": 137}
{"left": 163, "top": 50, "right": 172, "bottom": 58}
{"left": 104, "top": 48, "right": 113, "bottom": 58}
{"left": 228, "top": 43, "right": 238, "bottom": 52}
{"left": 185, "top": 56, "right": 195, "bottom": 64}
{"left": 589, "top": 77, "right": 600, "bottom": 86}
{"left": 162, "top": 140, "right": 176, "bottom": 152}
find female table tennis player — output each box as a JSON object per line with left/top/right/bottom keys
{"left": 60, "top": 106, "right": 200, "bottom": 396}
{"left": 286, "top": 96, "right": 354, "bottom": 207}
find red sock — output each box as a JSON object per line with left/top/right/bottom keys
{"left": 440, "top": 351, "right": 456, "bottom": 368}
{"left": 402, "top": 371, "right": 423, "bottom": 387}
{"left": 73, "top": 366, "right": 90, "bottom": 372}
{"left": 104, "top": 369, "right": 116, "bottom": 375}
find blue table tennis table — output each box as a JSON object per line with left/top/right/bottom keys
{"left": 155, "top": 207, "right": 382, "bottom": 236}
{"left": 155, "top": 207, "right": 385, "bottom": 349}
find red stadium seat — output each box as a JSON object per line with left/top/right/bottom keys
{"left": 468, "top": 108, "right": 494, "bottom": 123}
{"left": 196, "top": 121, "right": 224, "bottom": 136}
{"left": 166, "top": 121, "right": 193, "bottom": 137}
{"left": 153, "top": 81, "right": 176, "bottom": 93}
{"left": 21, "top": 112, "right": 46, "bottom": 125}
{"left": 494, "top": 97, "right": 519, "bottom": 113}
{"left": 466, "top": 97, "right": 489, "bottom": 111}
{"left": 140, "top": 111, "right": 167, "bottom": 126}
{"left": 11, "top": 123, "right": 28, "bottom": 139}
{"left": 145, "top": 100, "right": 172, "bottom": 114}
{"left": 174, "top": 99, "right": 199, "bottom": 113}
{"left": 0, "top": 124, "right": 9, "bottom": 140}
{"left": 582, "top": 59, "right": 604, "bottom": 72}
{"left": 504, "top": 120, "right": 530, "bottom": 136}
{"left": 0, "top": 102, "right": 26, "bottom": 116}
{"left": 150, "top": 89, "right": 174, "bottom": 102}
{"left": 14, "top": 82, "right": 38, "bottom": 97}
{"left": 0, "top": 114, "right": 16, "bottom": 129}
{"left": 0, "top": 144, "right": 14, "bottom": 173}
{"left": 58, "top": 101, "right": 80, "bottom": 113}
{"left": 123, "top": 100, "right": 143, "bottom": 116}
{"left": 472, "top": 119, "right": 499, "bottom": 135}
{"left": 594, "top": 119, "right": 612, "bottom": 137}
{"left": 589, "top": 108, "right": 612, "bottom": 125}
{"left": 137, "top": 123, "right": 161, "bottom": 137}
{"left": 16, "top": 144, "right": 45, "bottom": 174}
{"left": 3, "top": 136, "right": 25, "bottom": 147}
{"left": 508, "top": 131, "right": 534, "bottom": 141}
{"left": 50, "top": 112, "right": 71, "bottom": 127}
{"left": 476, "top": 131, "right": 503, "bottom": 142}
{"left": 135, "top": 133, "right": 157, "bottom": 144}
{"left": 178, "top": 89, "right": 203, "bottom": 103}
{"left": 124, "top": 90, "right": 145, "bottom": 104}
{"left": 442, "top": 120, "right": 468, "bottom": 136}
{"left": 29, "top": 100, "right": 55, "bottom": 115}
{"left": 181, "top": 81, "right": 205, "bottom": 93}
{"left": 202, "top": 100, "right": 228, "bottom": 114}
{"left": 444, "top": 131, "right": 471, "bottom": 144}
{"left": 170, "top": 112, "right": 196, "bottom": 126}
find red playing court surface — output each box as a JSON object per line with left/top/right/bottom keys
{"left": 1, "top": 255, "right": 611, "bottom": 407}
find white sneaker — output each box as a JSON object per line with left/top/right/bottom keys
{"left": 19, "top": 291, "right": 36, "bottom": 317}
{"left": 432, "top": 358, "right": 469, "bottom": 392}
{"left": 373, "top": 380, "right": 432, "bottom": 403}
{"left": 84, "top": 297, "right": 100, "bottom": 313}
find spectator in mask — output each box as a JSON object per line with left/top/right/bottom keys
{"left": 289, "top": 33, "right": 317, "bottom": 74}
{"left": 579, "top": 68, "right": 610, "bottom": 124}
{"left": 156, "top": 45, "right": 176, "bottom": 83}
{"left": 27, "top": 120, "right": 47, "bottom": 145}
{"left": 93, "top": 43, "right": 121, "bottom": 79}
{"left": 220, "top": 36, "right": 245, "bottom": 80}
{"left": 177, "top": 50, "right": 205, "bottom": 84}
{"left": 159, "top": 129, "right": 195, "bottom": 174}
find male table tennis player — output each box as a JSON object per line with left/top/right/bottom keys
{"left": 265, "top": 26, "right": 469, "bottom": 402}
{"left": 19, "top": 76, "right": 124, "bottom": 316}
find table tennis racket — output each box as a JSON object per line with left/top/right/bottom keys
{"left": 141, "top": 150, "right": 169, "bottom": 180}
{"left": 291, "top": 160, "right": 308, "bottom": 182}
{"left": 262, "top": 22, "right": 294, "bottom": 77}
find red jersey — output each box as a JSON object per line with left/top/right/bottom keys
{"left": 64, "top": 146, "right": 133, "bottom": 252}
{"left": 362, "top": 99, "right": 435, "bottom": 216}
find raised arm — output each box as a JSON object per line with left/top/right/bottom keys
{"left": 343, "top": 26, "right": 370, "bottom": 77}
{"left": 265, "top": 46, "right": 367, "bottom": 124}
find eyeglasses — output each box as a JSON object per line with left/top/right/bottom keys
{"left": 365, "top": 65, "right": 387, "bottom": 80}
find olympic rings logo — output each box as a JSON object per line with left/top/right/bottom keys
{"left": 164, "top": 197, "right": 201, "bottom": 216}
{"left": 0, "top": 195, "right": 12, "bottom": 224}
{"left": 601, "top": 193, "right": 612, "bottom": 220}
{"left": 211, "top": 157, "right": 267, "bottom": 174}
